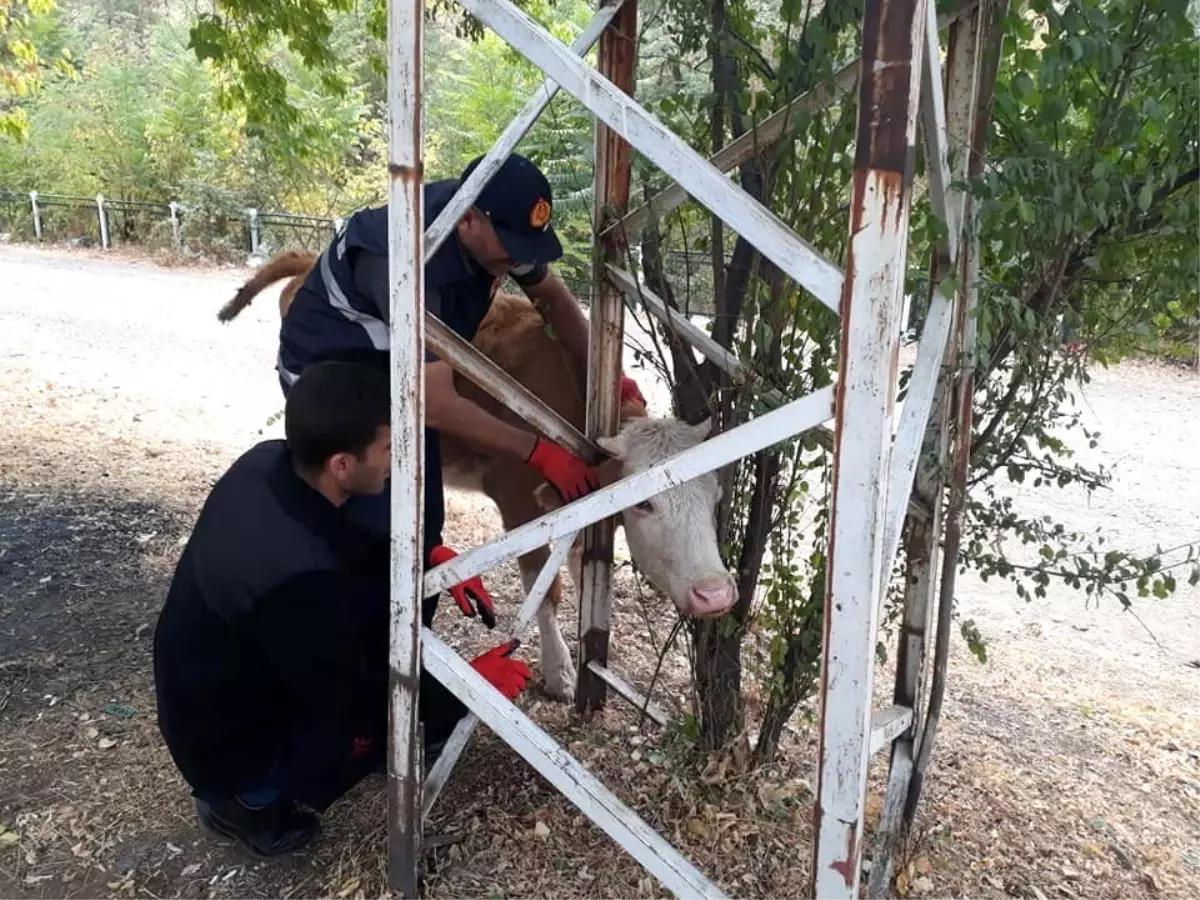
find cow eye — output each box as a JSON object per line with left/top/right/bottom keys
{"left": 634, "top": 499, "right": 655, "bottom": 513}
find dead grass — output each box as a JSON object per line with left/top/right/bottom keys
{"left": 1, "top": 245, "right": 1198, "bottom": 899}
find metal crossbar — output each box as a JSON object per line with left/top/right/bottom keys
{"left": 424, "top": 314, "right": 602, "bottom": 462}
{"left": 423, "top": 632, "right": 729, "bottom": 898}
{"left": 454, "top": 0, "right": 844, "bottom": 312}
{"left": 382, "top": 0, "right": 989, "bottom": 893}
{"left": 421, "top": 386, "right": 835, "bottom": 595}
{"left": 422, "top": 0, "right": 625, "bottom": 263}
{"left": 421, "top": 533, "right": 578, "bottom": 818}
{"left": 604, "top": 0, "right": 980, "bottom": 246}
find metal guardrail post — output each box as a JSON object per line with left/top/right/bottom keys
{"left": 96, "top": 194, "right": 109, "bottom": 249}
{"left": 168, "top": 201, "right": 182, "bottom": 248}
{"left": 29, "top": 191, "right": 41, "bottom": 240}
{"left": 246, "top": 207, "right": 260, "bottom": 255}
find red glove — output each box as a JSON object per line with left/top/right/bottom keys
{"left": 349, "top": 735, "right": 373, "bottom": 761}
{"left": 469, "top": 639, "right": 532, "bottom": 700}
{"left": 620, "top": 374, "right": 646, "bottom": 407}
{"left": 525, "top": 437, "right": 599, "bottom": 502}
{"left": 428, "top": 544, "right": 496, "bottom": 629}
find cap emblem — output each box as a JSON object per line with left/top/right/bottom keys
{"left": 529, "top": 197, "right": 552, "bottom": 230}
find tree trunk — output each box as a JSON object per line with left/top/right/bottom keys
{"left": 640, "top": 196, "right": 712, "bottom": 423}
{"left": 688, "top": 0, "right": 864, "bottom": 753}
{"left": 753, "top": 627, "right": 821, "bottom": 765}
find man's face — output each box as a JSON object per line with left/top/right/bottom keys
{"left": 329, "top": 426, "right": 391, "bottom": 496}
{"left": 456, "top": 209, "right": 513, "bottom": 277}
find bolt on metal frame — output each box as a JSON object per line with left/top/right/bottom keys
{"left": 384, "top": 0, "right": 992, "bottom": 893}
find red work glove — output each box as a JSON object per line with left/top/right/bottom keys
{"left": 349, "top": 735, "right": 373, "bottom": 761}
{"left": 525, "top": 437, "right": 599, "bottom": 502}
{"left": 469, "top": 639, "right": 532, "bottom": 700}
{"left": 428, "top": 544, "right": 497, "bottom": 629}
{"left": 619, "top": 373, "right": 646, "bottom": 407}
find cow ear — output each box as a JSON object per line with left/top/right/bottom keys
{"left": 593, "top": 456, "right": 623, "bottom": 489}
{"left": 533, "top": 482, "right": 563, "bottom": 513}
{"left": 691, "top": 417, "right": 713, "bottom": 439}
{"left": 597, "top": 433, "right": 628, "bottom": 460}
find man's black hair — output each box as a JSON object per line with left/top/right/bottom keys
{"left": 285, "top": 361, "right": 390, "bottom": 469}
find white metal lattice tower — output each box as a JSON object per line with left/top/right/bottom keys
{"left": 380, "top": 0, "right": 997, "bottom": 894}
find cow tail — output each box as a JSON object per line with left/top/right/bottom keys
{"left": 216, "top": 251, "right": 316, "bottom": 323}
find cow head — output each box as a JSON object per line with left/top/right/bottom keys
{"left": 537, "top": 416, "right": 737, "bottom": 619}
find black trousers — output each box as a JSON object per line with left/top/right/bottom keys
{"left": 220, "top": 707, "right": 461, "bottom": 814}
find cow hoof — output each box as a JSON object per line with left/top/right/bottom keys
{"left": 540, "top": 664, "right": 576, "bottom": 703}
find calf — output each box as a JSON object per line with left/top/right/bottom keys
{"left": 218, "top": 253, "right": 736, "bottom": 700}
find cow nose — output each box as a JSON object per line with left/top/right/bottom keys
{"left": 687, "top": 576, "right": 736, "bottom": 618}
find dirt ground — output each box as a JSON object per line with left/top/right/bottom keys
{"left": 0, "top": 243, "right": 1197, "bottom": 900}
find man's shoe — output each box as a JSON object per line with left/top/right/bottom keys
{"left": 195, "top": 795, "right": 320, "bottom": 858}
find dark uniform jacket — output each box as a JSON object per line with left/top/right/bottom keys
{"left": 152, "top": 440, "right": 466, "bottom": 799}
{"left": 275, "top": 179, "right": 548, "bottom": 551}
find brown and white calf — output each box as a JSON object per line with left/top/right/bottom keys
{"left": 218, "top": 253, "right": 737, "bottom": 700}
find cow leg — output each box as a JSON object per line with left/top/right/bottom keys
{"left": 482, "top": 468, "right": 575, "bottom": 703}
{"left": 519, "top": 557, "right": 575, "bottom": 702}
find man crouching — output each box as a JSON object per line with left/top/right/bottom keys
{"left": 152, "top": 360, "right": 531, "bottom": 857}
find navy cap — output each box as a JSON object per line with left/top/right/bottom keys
{"left": 460, "top": 152, "right": 564, "bottom": 265}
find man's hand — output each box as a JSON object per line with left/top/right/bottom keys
{"left": 620, "top": 374, "right": 646, "bottom": 407}
{"left": 525, "top": 437, "right": 599, "bottom": 502}
{"left": 469, "top": 639, "right": 532, "bottom": 700}
{"left": 428, "top": 545, "right": 497, "bottom": 629}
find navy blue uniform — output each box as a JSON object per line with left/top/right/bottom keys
{"left": 276, "top": 179, "right": 549, "bottom": 552}
{"left": 153, "top": 440, "right": 469, "bottom": 811}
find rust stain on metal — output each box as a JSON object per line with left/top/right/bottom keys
{"left": 830, "top": 827, "right": 859, "bottom": 887}
{"left": 392, "top": 671, "right": 421, "bottom": 692}
{"left": 595, "top": 0, "right": 637, "bottom": 238}
{"left": 854, "top": 0, "right": 917, "bottom": 177}
{"left": 389, "top": 162, "right": 425, "bottom": 181}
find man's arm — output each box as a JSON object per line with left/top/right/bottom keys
{"left": 519, "top": 269, "right": 592, "bottom": 372}
{"left": 353, "top": 250, "right": 599, "bottom": 499}
{"left": 425, "top": 360, "right": 536, "bottom": 462}
{"left": 354, "top": 250, "right": 537, "bottom": 462}
{"left": 519, "top": 268, "right": 648, "bottom": 410}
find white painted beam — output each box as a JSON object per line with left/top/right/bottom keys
{"left": 426, "top": 313, "right": 602, "bottom": 463}
{"left": 385, "top": 0, "right": 426, "bottom": 889}
{"left": 422, "top": 0, "right": 624, "bottom": 262}
{"left": 879, "top": 292, "right": 955, "bottom": 582}
{"left": 920, "top": 0, "right": 959, "bottom": 262}
{"left": 605, "top": 1, "right": 981, "bottom": 245}
{"left": 586, "top": 661, "right": 670, "bottom": 727}
{"left": 456, "top": 0, "right": 844, "bottom": 313}
{"left": 811, "top": 0, "right": 929, "bottom": 893}
{"left": 423, "top": 386, "right": 835, "bottom": 596}
{"left": 607, "top": 57, "right": 859, "bottom": 243}
{"left": 869, "top": 705, "right": 915, "bottom": 756}
{"left": 606, "top": 264, "right": 785, "bottom": 407}
{"left": 423, "top": 632, "right": 728, "bottom": 899}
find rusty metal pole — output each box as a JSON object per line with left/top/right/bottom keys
{"left": 386, "top": 0, "right": 426, "bottom": 890}
{"left": 905, "top": 0, "right": 1009, "bottom": 824}
{"left": 810, "top": 0, "right": 929, "bottom": 894}
{"left": 576, "top": 0, "right": 637, "bottom": 715}
{"left": 864, "top": 8, "right": 984, "bottom": 895}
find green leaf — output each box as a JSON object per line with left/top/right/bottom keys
{"left": 1137, "top": 182, "right": 1154, "bottom": 212}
